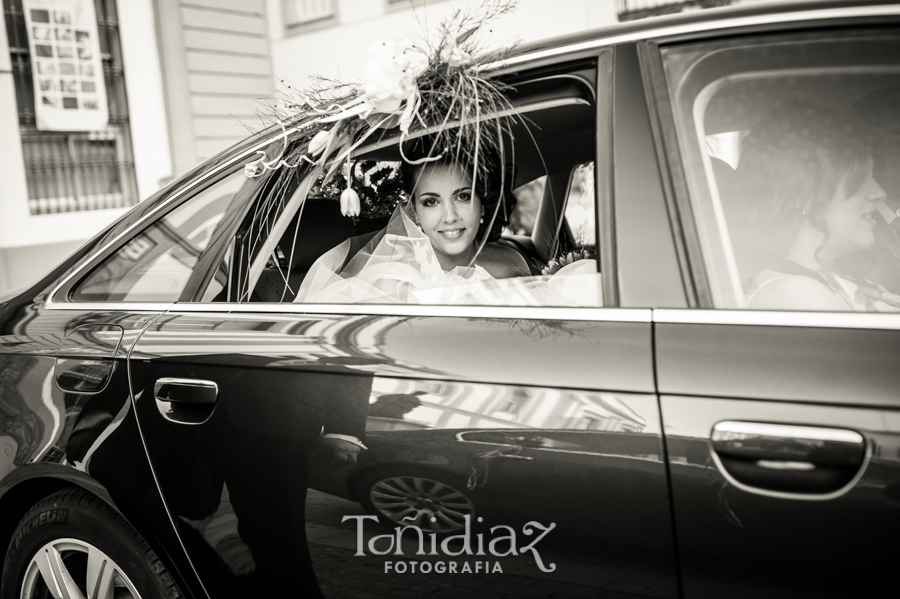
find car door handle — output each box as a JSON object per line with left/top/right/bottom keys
{"left": 154, "top": 378, "right": 218, "bottom": 425}
{"left": 710, "top": 421, "right": 866, "bottom": 497}
{"left": 154, "top": 378, "right": 218, "bottom": 404}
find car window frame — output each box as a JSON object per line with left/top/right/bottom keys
{"left": 46, "top": 130, "right": 292, "bottom": 310}
{"left": 190, "top": 55, "right": 617, "bottom": 313}
{"left": 46, "top": 52, "right": 642, "bottom": 322}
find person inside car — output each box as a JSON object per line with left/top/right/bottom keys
{"left": 733, "top": 101, "right": 900, "bottom": 311}
{"left": 400, "top": 155, "right": 531, "bottom": 276}
{"left": 294, "top": 148, "right": 531, "bottom": 304}
{"left": 849, "top": 87, "right": 900, "bottom": 294}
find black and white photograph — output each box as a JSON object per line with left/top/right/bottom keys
{"left": 30, "top": 24, "right": 49, "bottom": 39}
{"left": 1, "top": 1, "right": 899, "bottom": 599}
{"left": 35, "top": 58, "right": 54, "bottom": 73}
{"left": 52, "top": 8, "right": 70, "bottom": 24}
{"left": 37, "top": 77, "right": 55, "bottom": 91}
{"left": 32, "top": 42, "right": 51, "bottom": 56}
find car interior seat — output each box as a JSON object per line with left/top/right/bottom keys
{"left": 254, "top": 198, "right": 356, "bottom": 302}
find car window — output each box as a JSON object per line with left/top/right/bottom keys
{"left": 662, "top": 29, "right": 900, "bottom": 312}
{"left": 71, "top": 169, "right": 248, "bottom": 302}
{"left": 509, "top": 176, "right": 544, "bottom": 236}
{"left": 209, "top": 77, "right": 606, "bottom": 308}
{"left": 564, "top": 162, "right": 596, "bottom": 248}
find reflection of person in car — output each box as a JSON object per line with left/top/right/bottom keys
{"left": 735, "top": 102, "right": 900, "bottom": 311}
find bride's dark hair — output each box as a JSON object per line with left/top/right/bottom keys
{"left": 735, "top": 101, "right": 875, "bottom": 256}
{"left": 399, "top": 146, "right": 517, "bottom": 243}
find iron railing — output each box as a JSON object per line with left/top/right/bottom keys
{"left": 3, "top": 0, "right": 139, "bottom": 215}
{"left": 616, "top": 0, "right": 734, "bottom": 21}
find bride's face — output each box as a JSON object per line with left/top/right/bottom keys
{"left": 412, "top": 163, "right": 483, "bottom": 265}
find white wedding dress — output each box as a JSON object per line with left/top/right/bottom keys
{"left": 294, "top": 205, "right": 602, "bottom": 307}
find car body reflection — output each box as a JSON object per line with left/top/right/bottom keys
{"left": 310, "top": 377, "right": 665, "bottom": 551}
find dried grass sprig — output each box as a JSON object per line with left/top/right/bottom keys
{"left": 237, "top": 0, "right": 522, "bottom": 297}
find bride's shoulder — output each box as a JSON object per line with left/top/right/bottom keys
{"left": 477, "top": 242, "right": 531, "bottom": 279}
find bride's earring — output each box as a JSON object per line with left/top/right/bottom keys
{"left": 480, "top": 217, "right": 484, "bottom": 224}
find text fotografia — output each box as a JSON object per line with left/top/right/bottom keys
{"left": 342, "top": 514, "right": 557, "bottom": 574}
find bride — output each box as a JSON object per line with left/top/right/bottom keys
{"left": 294, "top": 153, "right": 600, "bottom": 306}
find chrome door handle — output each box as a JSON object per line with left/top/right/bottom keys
{"left": 710, "top": 421, "right": 866, "bottom": 497}
{"left": 154, "top": 378, "right": 218, "bottom": 425}
{"left": 154, "top": 378, "right": 218, "bottom": 404}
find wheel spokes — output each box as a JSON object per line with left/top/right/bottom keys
{"left": 371, "top": 488, "right": 408, "bottom": 502}
{"left": 85, "top": 546, "right": 116, "bottom": 599}
{"left": 34, "top": 545, "right": 86, "bottom": 599}
{"left": 23, "top": 540, "right": 141, "bottom": 599}
{"left": 369, "top": 475, "right": 476, "bottom": 533}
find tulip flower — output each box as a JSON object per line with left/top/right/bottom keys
{"left": 440, "top": 39, "right": 472, "bottom": 67}
{"left": 308, "top": 129, "right": 330, "bottom": 157}
{"left": 340, "top": 187, "right": 360, "bottom": 217}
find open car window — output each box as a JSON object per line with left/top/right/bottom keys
{"left": 663, "top": 28, "right": 900, "bottom": 312}
{"left": 206, "top": 66, "right": 608, "bottom": 308}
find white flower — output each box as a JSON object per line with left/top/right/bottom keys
{"left": 340, "top": 187, "right": 360, "bottom": 217}
{"left": 308, "top": 129, "right": 330, "bottom": 156}
{"left": 362, "top": 39, "right": 428, "bottom": 113}
{"left": 244, "top": 162, "right": 262, "bottom": 177}
{"left": 439, "top": 39, "right": 471, "bottom": 67}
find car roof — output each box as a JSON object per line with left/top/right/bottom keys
{"left": 491, "top": 0, "right": 900, "bottom": 72}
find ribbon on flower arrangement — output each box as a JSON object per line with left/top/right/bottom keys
{"left": 246, "top": 0, "right": 519, "bottom": 218}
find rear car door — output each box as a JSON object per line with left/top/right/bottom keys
{"left": 644, "top": 17, "right": 900, "bottom": 598}
{"left": 126, "top": 54, "right": 685, "bottom": 598}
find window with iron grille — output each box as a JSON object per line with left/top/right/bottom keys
{"left": 3, "top": 0, "right": 138, "bottom": 215}
{"left": 283, "top": 0, "right": 335, "bottom": 26}
{"left": 616, "top": 0, "right": 733, "bottom": 21}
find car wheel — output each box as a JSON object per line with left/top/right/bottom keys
{"left": 357, "top": 470, "right": 476, "bottom": 534}
{"left": 1, "top": 486, "right": 182, "bottom": 599}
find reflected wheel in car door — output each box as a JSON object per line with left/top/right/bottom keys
{"left": 356, "top": 468, "right": 476, "bottom": 534}
{"left": 0, "top": 487, "right": 183, "bottom": 599}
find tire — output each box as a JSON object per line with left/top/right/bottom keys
{"left": 356, "top": 468, "right": 476, "bottom": 534}
{"left": 1, "top": 486, "right": 183, "bottom": 599}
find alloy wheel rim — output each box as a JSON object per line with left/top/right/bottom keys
{"left": 370, "top": 475, "right": 475, "bottom": 533}
{"left": 20, "top": 538, "right": 142, "bottom": 599}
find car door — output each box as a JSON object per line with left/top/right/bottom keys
{"left": 644, "top": 19, "right": 900, "bottom": 598}
{"left": 0, "top": 143, "right": 262, "bottom": 598}
{"left": 126, "top": 54, "right": 685, "bottom": 599}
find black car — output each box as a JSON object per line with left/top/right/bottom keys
{"left": 2, "top": 2, "right": 900, "bottom": 598}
